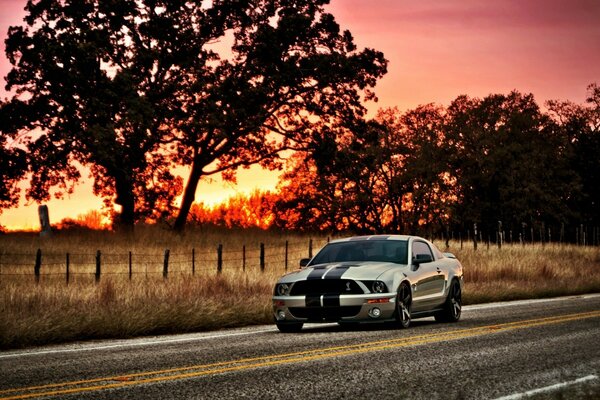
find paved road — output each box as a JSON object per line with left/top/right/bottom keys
{"left": 1, "top": 294, "right": 599, "bottom": 400}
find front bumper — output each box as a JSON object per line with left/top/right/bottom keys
{"left": 272, "top": 293, "right": 397, "bottom": 323}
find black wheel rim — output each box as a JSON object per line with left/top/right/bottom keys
{"left": 398, "top": 285, "right": 411, "bottom": 325}
{"left": 450, "top": 282, "right": 461, "bottom": 318}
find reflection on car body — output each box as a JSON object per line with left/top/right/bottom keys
{"left": 272, "top": 235, "right": 463, "bottom": 332}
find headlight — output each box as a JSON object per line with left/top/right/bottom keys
{"left": 275, "top": 283, "right": 290, "bottom": 296}
{"left": 372, "top": 281, "right": 387, "bottom": 293}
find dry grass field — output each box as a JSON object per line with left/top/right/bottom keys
{"left": 1, "top": 227, "right": 599, "bottom": 349}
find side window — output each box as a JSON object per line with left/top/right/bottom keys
{"left": 412, "top": 241, "right": 434, "bottom": 261}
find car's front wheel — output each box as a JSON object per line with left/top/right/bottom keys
{"left": 395, "top": 283, "right": 412, "bottom": 328}
{"left": 276, "top": 322, "right": 303, "bottom": 333}
{"left": 435, "top": 279, "right": 462, "bottom": 323}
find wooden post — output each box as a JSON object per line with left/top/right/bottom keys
{"left": 217, "top": 244, "right": 223, "bottom": 274}
{"left": 95, "top": 250, "right": 101, "bottom": 283}
{"left": 285, "top": 240, "right": 289, "bottom": 271}
{"left": 34, "top": 249, "right": 42, "bottom": 284}
{"left": 38, "top": 205, "right": 52, "bottom": 238}
{"left": 192, "top": 248, "right": 195, "bottom": 276}
{"left": 473, "top": 223, "right": 478, "bottom": 251}
{"left": 163, "top": 249, "right": 170, "bottom": 279}
{"left": 308, "top": 239, "right": 313, "bottom": 258}
{"left": 260, "top": 243, "right": 265, "bottom": 272}
{"left": 129, "top": 251, "right": 132, "bottom": 281}
{"left": 66, "top": 252, "right": 70, "bottom": 285}
{"left": 242, "top": 245, "right": 246, "bottom": 272}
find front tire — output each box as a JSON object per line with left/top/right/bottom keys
{"left": 276, "top": 322, "right": 303, "bottom": 333}
{"left": 435, "top": 279, "right": 462, "bottom": 323}
{"left": 395, "top": 283, "right": 412, "bottom": 329}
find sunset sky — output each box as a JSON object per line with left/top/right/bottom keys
{"left": 1, "top": 0, "right": 599, "bottom": 230}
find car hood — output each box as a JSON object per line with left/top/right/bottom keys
{"left": 279, "top": 261, "right": 403, "bottom": 283}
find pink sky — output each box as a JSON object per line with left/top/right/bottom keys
{"left": 1, "top": 0, "right": 599, "bottom": 229}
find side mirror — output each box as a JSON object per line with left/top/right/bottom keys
{"left": 413, "top": 254, "right": 433, "bottom": 266}
{"left": 299, "top": 258, "right": 311, "bottom": 267}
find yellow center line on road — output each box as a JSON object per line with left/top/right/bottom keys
{"left": 2, "top": 310, "right": 599, "bottom": 400}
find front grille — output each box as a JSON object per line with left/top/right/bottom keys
{"left": 288, "top": 306, "right": 362, "bottom": 321}
{"left": 290, "top": 279, "right": 364, "bottom": 296}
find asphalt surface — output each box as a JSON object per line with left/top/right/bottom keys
{"left": 1, "top": 294, "right": 599, "bottom": 400}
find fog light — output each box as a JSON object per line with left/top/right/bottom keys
{"left": 369, "top": 307, "right": 382, "bottom": 318}
{"left": 277, "top": 310, "right": 286, "bottom": 320}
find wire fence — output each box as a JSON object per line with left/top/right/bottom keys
{"left": 0, "top": 238, "right": 326, "bottom": 284}
{"left": 1, "top": 225, "right": 598, "bottom": 285}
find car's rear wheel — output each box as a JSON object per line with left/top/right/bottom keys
{"left": 435, "top": 279, "right": 462, "bottom": 323}
{"left": 395, "top": 283, "right": 412, "bottom": 329}
{"left": 276, "top": 322, "right": 303, "bottom": 333}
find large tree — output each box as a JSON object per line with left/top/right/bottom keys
{"left": 170, "top": 0, "right": 387, "bottom": 231}
{"left": 547, "top": 83, "right": 600, "bottom": 227}
{"left": 274, "top": 106, "right": 453, "bottom": 234}
{"left": 445, "top": 91, "right": 576, "bottom": 233}
{"left": 0, "top": 0, "right": 386, "bottom": 230}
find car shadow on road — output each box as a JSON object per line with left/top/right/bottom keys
{"left": 297, "top": 318, "right": 439, "bottom": 334}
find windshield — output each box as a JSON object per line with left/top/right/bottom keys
{"left": 310, "top": 240, "right": 408, "bottom": 265}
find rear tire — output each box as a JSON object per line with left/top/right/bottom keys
{"left": 435, "top": 279, "right": 462, "bottom": 323}
{"left": 395, "top": 283, "right": 412, "bottom": 329}
{"left": 276, "top": 322, "right": 303, "bottom": 333}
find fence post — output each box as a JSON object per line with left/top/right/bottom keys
{"left": 260, "top": 243, "right": 265, "bottom": 272}
{"left": 473, "top": 224, "right": 478, "bottom": 251}
{"left": 163, "top": 249, "right": 170, "bottom": 279}
{"left": 95, "top": 250, "right": 101, "bottom": 283}
{"left": 308, "top": 239, "right": 313, "bottom": 258}
{"left": 285, "top": 240, "right": 289, "bottom": 271}
{"left": 129, "top": 251, "right": 132, "bottom": 281}
{"left": 34, "top": 248, "right": 42, "bottom": 283}
{"left": 217, "top": 244, "right": 223, "bottom": 274}
{"left": 531, "top": 227, "right": 534, "bottom": 244}
{"left": 242, "top": 245, "right": 246, "bottom": 272}
{"left": 497, "top": 221, "right": 502, "bottom": 249}
{"left": 192, "top": 248, "right": 195, "bottom": 276}
{"left": 66, "top": 252, "right": 70, "bottom": 285}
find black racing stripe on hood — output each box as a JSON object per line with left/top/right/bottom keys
{"left": 324, "top": 266, "right": 350, "bottom": 279}
{"left": 307, "top": 267, "right": 328, "bottom": 280}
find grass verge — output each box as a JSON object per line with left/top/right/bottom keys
{"left": 1, "top": 230, "right": 599, "bottom": 349}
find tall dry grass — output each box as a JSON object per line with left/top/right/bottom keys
{"left": 1, "top": 229, "right": 599, "bottom": 349}
{"left": 452, "top": 241, "right": 600, "bottom": 302}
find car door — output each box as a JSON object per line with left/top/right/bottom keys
{"left": 409, "top": 240, "right": 446, "bottom": 311}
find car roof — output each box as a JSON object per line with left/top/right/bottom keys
{"left": 328, "top": 235, "right": 418, "bottom": 244}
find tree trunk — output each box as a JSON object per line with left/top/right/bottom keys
{"left": 114, "top": 173, "right": 135, "bottom": 231}
{"left": 174, "top": 161, "right": 203, "bottom": 232}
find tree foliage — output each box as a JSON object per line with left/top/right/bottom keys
{"left": 0, "top": 0, "right": 386, "bottom": 230}
{"left": 275, "top": 86, "right": 599, "bottom": 235}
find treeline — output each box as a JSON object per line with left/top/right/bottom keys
{"left": 188, "top": 85, "right": 600, "bottom": 238}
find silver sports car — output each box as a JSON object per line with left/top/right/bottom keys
{"left": 273, "top": 235, "right": 463, "bottom": 332}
